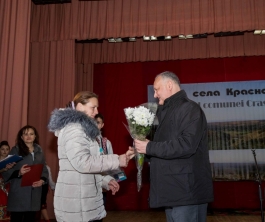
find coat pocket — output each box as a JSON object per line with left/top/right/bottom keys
{"left": 160, "top": 163, "right": 195, "bottom": 200}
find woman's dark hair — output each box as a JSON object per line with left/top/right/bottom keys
{"left": 16, "top": 125, "right": 39, "bottom": 156}
{"left": 0, "top": 141, "right": 10, "bottom": 149}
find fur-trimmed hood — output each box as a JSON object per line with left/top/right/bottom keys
{"left": 48, "top": 108, "right": 100, "bottom": 139}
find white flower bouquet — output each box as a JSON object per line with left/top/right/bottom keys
{"left": 124, "top": 103, "right": 157, "bottom": 191}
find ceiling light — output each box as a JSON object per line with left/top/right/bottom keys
{"left": 164, "top": 36, "right": 172, "bottom": 40}
{"left": 254, "top": 30, "right": 262, "bottom": 35}
{"left": 178, "top": 34, "right": 193, "bottom": 39}
{"left": 108, "top": 38, "right": 116, "bottom": 43}
{"left": 143, "top": 36, "right": 150, "bottom": 41}
{"left": 143, "top": 35, "right": 173, "bottom": 41}
{"left": 107, "top": 37, "right": 126, "bottom": 43}
{"left": 178, "top": 34, "right": 186, "bottom": 40}
{"left": 122, "top": 37, "right": 137, "bottom": 42}
{"left": 186, "top": 34, "right": 193, "bottom": 39}
{"left": 129, "top": 37, "right": 136, "bottom": 42}
{"left": 254, "top": 30, "right": 265, "bottom": 35}
{"left": 178, "top": 33, "right": 208, "bottom": 40}
{"left": 115, "top": 38, "right": 122, "bottom": 42}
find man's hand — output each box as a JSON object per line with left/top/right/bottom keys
{"left": 134, "top": 139, "right": 149, "bottom": 154}
{"left": 108, "top": 179, "right": 120, "bottom": 195}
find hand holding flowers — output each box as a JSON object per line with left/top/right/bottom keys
{"left": 124, "top": 103, "right": 157, "bottom": 191}
{"left": 133, "top": 139, "right": 149, "bottom": 154}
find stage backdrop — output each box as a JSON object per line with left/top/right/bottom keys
{"left": 148, "top": 80, "right": 265, "bottom": 181}
{"left": 93, "top": 56, "right": 265, "bottom": 210}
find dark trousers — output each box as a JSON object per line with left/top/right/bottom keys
{"left": 165, "top": 203, "right": 208, "bottom": 222}
{"left": 10, "top": 211, "right": 37, "bottom": 222}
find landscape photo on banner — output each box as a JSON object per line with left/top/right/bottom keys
{"left": 148, "top": 80, "right": 265, "bottom": 181}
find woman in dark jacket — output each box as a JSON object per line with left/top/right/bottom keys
{"left": 2, "top": 125, "right": 48, "bottom": 222}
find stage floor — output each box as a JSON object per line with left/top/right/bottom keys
{"left": 103, "top": 210, "right": 262, "bottom": 222}
{"left": 40, "top": 210, "right": 262, "bottom": 222}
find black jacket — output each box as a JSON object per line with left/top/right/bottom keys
{"left": 146, "top": 90, "right": 214, "bottom": 208}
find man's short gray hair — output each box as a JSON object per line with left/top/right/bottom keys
{"left": 156, "top": 71, "right": 180, "bottom": 86}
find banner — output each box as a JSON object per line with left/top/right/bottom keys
{"left": 148, "top": 80, "right": 265, "bottom": 180}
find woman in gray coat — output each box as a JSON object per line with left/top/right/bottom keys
{"left": 2, "top": 125, "right": 48, "bottom": 222}
{"left": 48, "top": 91, "right": 133, "bottom": 222}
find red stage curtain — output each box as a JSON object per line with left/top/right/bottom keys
{"left": 29, "top": 40, "right": 75, "bottom": 218}
{"left": 0, "top": 0, "right": 31, "bottom": 144}
{"left": 75, "top": 33, "right": 265, "bottom": 64}
{"left": 75, "top": 63, "right": 94, "bottom": 93}
{"left": 31, "top": 0, "right": 265, "bottom": 42}
{"left": 94, "top": 56, "right": 265, "bottom": 210}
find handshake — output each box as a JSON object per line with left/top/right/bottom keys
{"left": 118, "top": 139, "right": 149, "bottom": 167}
{"left": 118, "top": 147, "right": 135, "bottom": 167}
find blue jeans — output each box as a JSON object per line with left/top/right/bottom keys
{"left": 165, "top": 203, "right": 208, "bottom": 222}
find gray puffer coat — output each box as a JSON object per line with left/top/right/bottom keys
{"left": 48, "top": 108, "right": 120, "bottom": 222}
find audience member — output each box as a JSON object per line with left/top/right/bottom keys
{"left": 95, "top": 113, "right": 113, "bottom": 155}
{"left": 0, "top": 140, "right": 12, "bottom": 220}
{"left": 94, "top": 113, "right": 114, "bottom": 222}
{"left": 0, "top": 140, "right": 15, "bottom": 173}
{"left": 2, "top": 125, "right": 48, "bottom": 222}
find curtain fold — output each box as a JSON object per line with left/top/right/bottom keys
{"left": 29, "top": 39, "right": 75, "bottom": 218}
{"left": 0, "top": 0, "right": 31, "bottom": 144}
{"left": 75, "top": 45, "right": 94, "bottom": 93}
{"left": 31, "top": 0, "right": 265, "bottom": 42}
{"left": 75, "top": 63, "right": 94, "bottom": 94}
{"left": 29, "top": 39, "right": 75, "bottom": 161}
{"left": 75, "top": 32, "right": 265, "bottom": 64}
